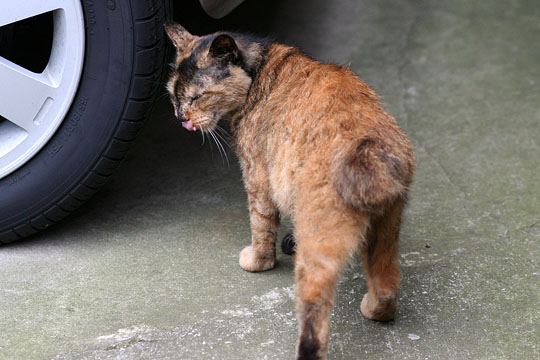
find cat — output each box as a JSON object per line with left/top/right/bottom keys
{"left": 164, "top": 22, "right": 415, "bottom": 360}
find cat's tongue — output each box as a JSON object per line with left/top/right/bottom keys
{"left": 182, "top": 120, "right": 196, "bottom": 132}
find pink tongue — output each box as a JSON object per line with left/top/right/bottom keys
{"left": 182, "top": 120, "right": 196, "bottom": 131}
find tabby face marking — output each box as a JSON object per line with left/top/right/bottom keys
{"left": 165, "top": 24, "right": 255, "bottom": 132}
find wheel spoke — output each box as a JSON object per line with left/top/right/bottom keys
{"left": 0, "top": 0, "right": 63, "bottom": 27}
{"left": 0, "top": 58, "right": 56, "bottom": 132}
{"left": 0, "top": 0, "right": 84, "bottom": 179}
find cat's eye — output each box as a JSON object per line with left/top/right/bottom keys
{"left": 189, "top": 94, "right": 202, "bottom": 104}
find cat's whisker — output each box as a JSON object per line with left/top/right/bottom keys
{"left": 155, "top": 92, "right": 171, "bottom": 102}
{"left": 209, "top": 130, "right": 225, "bottom": 165}
{"left": 215, "top": 125, "right": 232, "bottom": 144}
{"left": 199, "top": 127, "right": 205, "bottom": 145}
{"left": 214, "top": 126, "right": 232, "bottom": 149}
{"left": 206, "top": 129, "right": 215, "bottom": 158}
{"left": 215, "top": 131, "right": 230, "bottom": 167}
{"left": 215, "top": 130, "right": 231, "bottom": 166}
{"left": 153, "top": 114, "right": 176, "bottom": 121}
{"left": 215, "top": 124, "right": 231, "bottom": 137}
{"left": 210, "top": 129, "right": 230, "bottom": 167}
{"left": 213, "top": 128, "right": 232, "bottom": 150}
{"left": 216, "top": 125, "right": 231, "bottom": 138}
{"left": 215, "top": 135, "right": 231, "bottom": 166}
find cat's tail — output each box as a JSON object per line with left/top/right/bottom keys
{"left": 332, "top": 137, "right": 414, "bottom": 211}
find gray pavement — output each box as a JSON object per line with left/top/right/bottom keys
{"left": 1, "top": 0, "right": 539, "bottom": 359}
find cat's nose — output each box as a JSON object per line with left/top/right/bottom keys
{"left": 178, "top": 110, "right": 191, "bottom": 122}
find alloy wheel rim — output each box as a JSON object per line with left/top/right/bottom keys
{"left": 0, "top": 0, "right": 85, "bottom": 179}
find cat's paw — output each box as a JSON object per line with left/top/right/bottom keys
{"left": 239, "top": 245, "right": 275, "bottom": 272}
{"left": 360, "top": 293, "right": 397, "bottom": 322}
{"left": 281, "top": 233, "right": 296, "bottom": 255}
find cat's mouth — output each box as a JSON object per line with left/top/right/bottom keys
{"left": 181, "top": 120, "right": 197, "bottom": 132}
{"left": 181, "top": 117, "right": 216, "bottom": 133}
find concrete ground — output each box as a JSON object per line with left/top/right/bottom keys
{"left": 1, "top": 0, "right": 539, "bottom": 359}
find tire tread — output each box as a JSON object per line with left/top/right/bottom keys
{"left": 0, "top": 0, "right": 173, "bottom": 243}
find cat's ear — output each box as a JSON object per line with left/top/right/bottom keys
{"left": 164, "top": 22, "right": 195, "bottom": 48}
{"left": 209, "top": 34, "right": 240, "bottom": 64}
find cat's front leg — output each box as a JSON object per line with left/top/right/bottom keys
{"left": 239, "top": 190, "right": 279, "bottom": 272}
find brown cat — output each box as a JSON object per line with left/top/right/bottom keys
{"left": 165, "top": 23, "right": 415, "bottom": 360}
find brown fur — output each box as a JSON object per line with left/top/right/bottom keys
{"left": 165, "top": 23, "right": 416, "bottom": 360}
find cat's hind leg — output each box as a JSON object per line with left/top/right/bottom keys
{"left": 359, "top": 199, "right": 405, "bottom": 321}
{"left": 294, "top": 204, "right": 369, "bottom": 360}
{"left": 239, "top": 191, "right": 280, "bottom": 272}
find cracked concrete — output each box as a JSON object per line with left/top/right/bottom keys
{"left": 0, "top": 0, "right": 539, "bottom": 359}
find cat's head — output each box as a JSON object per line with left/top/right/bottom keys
{"left": 164, "top": 23, "right": 264, "bottom": 132}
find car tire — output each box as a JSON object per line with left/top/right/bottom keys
{"left": 0, "top": 0, "right": 172, "bottom": 243}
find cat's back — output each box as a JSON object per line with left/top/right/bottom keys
{"left": 241, "top": 43, "right": 415, "bottom": 216}
{"left": 258, "top": 44, "right": 388, "bottom": 129}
